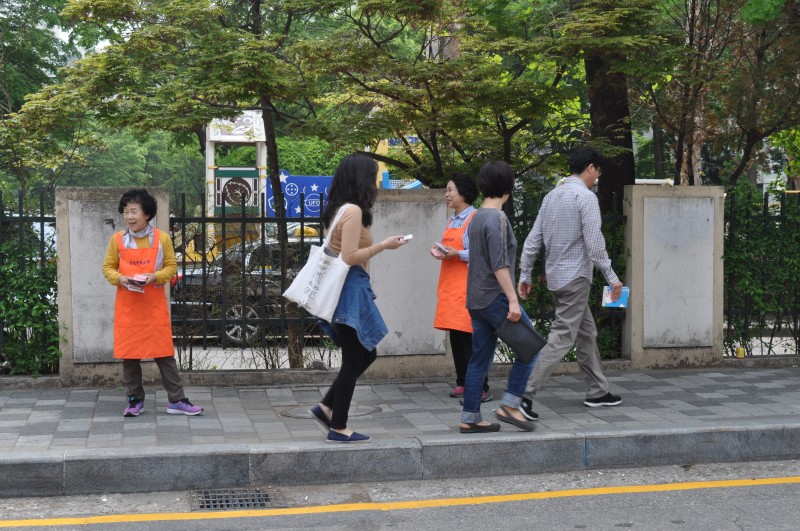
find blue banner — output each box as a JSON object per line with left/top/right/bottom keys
{"left": 265, "top": 171, "right": 333, "bottom": 218}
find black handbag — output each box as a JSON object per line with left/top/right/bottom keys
{"left": 496, "top": 318, "right": 547, "bottom": 364}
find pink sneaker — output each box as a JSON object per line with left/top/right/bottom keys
{"left": 166, "top": 398, "right": 203, "bottom": 416}
{"left": 449, "top": 386, "right": 465, "bottom": 398}
{"left": 123, "top": 396, "right": 143, "bottom": 417}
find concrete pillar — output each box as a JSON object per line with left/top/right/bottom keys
{"left": 55, "top": 187, "right": 171, "bottom": 385}
{"left": 204, "top": 134, "right": 216, "bottom": 239}
{"left": 256, "top": 141, "right": 267, "bottom": 210}
{"left": 369, "top": 189, "right": 447, "bottom": 357}
{"left": 622, "top": 185, "right": 725, "bottom": 368}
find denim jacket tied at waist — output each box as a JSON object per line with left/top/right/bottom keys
{"left": 320, "top": 266, "right": 388, "bottom": 351}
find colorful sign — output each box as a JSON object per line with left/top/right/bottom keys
{"left": 265, "top": 170, "right": 333, "bottom": 218}
{"left": 214, "top": 167, "right": 260, "bottom": 215}
{"left": 208, "top": 111, "right": 266, "bottom": 143}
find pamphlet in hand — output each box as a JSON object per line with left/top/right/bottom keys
{"left": 602, "top": 285, "right": 629, "bottom": 308}
{"left": 125, "top": 274, "right": 149, "bottom": 293}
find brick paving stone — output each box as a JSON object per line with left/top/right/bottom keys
{"left": 21, "top": 424, "right": 59, "bottom": 436}
{"left": 191, "top": 436, "right": 227, "bottom": 444}
{"left": 51, "top": 438, "right": 87, "bottom": 446}
{"left": 2, "top": 367, "right": 800, "bottom": 455}
{"left": 16, "top": 435, "right": 53, "bottom": 446}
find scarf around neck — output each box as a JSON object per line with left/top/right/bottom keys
{"left": 121, "top": 223, "right": 164, "bottom": 272}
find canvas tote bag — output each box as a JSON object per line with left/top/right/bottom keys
{"left": 282, "top": 204, "right": 351, "bottom": 322}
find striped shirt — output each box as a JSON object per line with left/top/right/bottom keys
{"left": 443, "top": 205, "right": 474, "bottom": 262}
{"left": 519, "top": 176, "right": 619, "bottom": 291}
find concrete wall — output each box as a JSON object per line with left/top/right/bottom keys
{"left": 622, "top": 185, "right": 725, "bottom": 368}
{"left": 369, "top": 189, "right": 447, "bottom": 357}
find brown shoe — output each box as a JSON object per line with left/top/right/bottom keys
{"left": 459, "top": 422, "right": 501, "bottom": 433}
{"left": 495, "top": 405, "right": 535, "bottom": 431}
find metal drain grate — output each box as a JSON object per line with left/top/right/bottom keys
{"left": 190, "top": 486, "right": 287, "bottom": 511}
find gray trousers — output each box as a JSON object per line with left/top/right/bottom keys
{"left": 123, "top": 357, "right": 185, "bottom": 403}
{"left": 525, "top": 277, "right": 609, "bottom": 400}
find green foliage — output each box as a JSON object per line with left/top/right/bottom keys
{"left": 723, "top": 179, "right": 800, "bottom": 356}
{"left": 295, "top": 0, "right": 599, "bottom": 184}
{"left": 216, "top": 137, "right": 349, "bottom": 176}
{"left": 54, "top": 127, "right": 207, "bottom": 214}
{"left": 741, "top": 0, "right": 785, "bottom": 24}
{"left": 0, "top": 222, "right": 62, "bottom": 376}
{"left": 772, "top": 129, "right": 800, "bottom": 186}
{"left": 0, "top": 0, "right": 96, "bottom": 115}
{"left": 648, "top": 0, "right": 800, "bottom": 186}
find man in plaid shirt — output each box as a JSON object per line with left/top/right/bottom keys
{"left": 517, "top": 147, "right": 624, "bottom": 418}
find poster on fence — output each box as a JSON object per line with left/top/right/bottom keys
{"left": 265, "top": 170, "right": 332, "bottom": 218}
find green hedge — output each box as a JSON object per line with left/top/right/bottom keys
{"left": 0, "top": 223, "right": 62, "bottom": 376}
{"left": 724, "top": 182, "right": 800, "bottom": 356}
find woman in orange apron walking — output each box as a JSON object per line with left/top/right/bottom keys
{"left": 102, "top": 189, "right": 203, "bottom": 417}
{"left": 432, "top": 174, "right": 491, "bottom": 402}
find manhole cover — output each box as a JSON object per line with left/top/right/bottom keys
{"left": 281, "top": 404, "right": 381, "bottom": 419}
{"left": 190, "top": 487, "right": 287, "bottom": 511}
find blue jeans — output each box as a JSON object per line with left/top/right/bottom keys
{"left": 461, "top": 294, "right": 538, "bottom": 424}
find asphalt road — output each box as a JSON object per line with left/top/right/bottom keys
{"left": 3, "top": 460, "right": 799, "bottom": 530}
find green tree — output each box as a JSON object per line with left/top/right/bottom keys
{"left": 0, "top": 0, "right": 82, "bottom": 115}
{"left": 216, "top": 137, "right": 349, "bottom": 176}
{"left": 772, "top": 129, "right": 800, "bottom": 190}
{"left": 0, "top": 0, "right": 107, "bottom": 199}
{"left": 298, "top": 0, "right": 589, "bottom": 185}
{"left": 647, "top": 0, "right": 800, "bottom": 186}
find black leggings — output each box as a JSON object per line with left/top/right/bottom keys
{"left": 322, "top": 324, "right": 377, "bottom": 429}
{"left": 450, "top": 329, "right": 489, "bottom": 392}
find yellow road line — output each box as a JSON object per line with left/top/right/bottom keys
{"left": 3, "top": 476, "right": 800, "bottom": 528}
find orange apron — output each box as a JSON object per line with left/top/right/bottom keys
{"left": 113, "top": 229, "right": 174, "bottom": 359}
{"left": 433, "top": 211, "right": 475, "bottom": 333}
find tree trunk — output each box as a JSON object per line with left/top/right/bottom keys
{"left": 261, "top": 98, "right": 303, "bottom": 368}
{"left": 652, "top": 119, "right": 665, "bottom": 181}
{"left": 584, "top": 52, "right": 636, "bottom": 213}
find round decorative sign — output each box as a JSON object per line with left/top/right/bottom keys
{"left": 222, "top": 177, "right": 252, "bottom": 206}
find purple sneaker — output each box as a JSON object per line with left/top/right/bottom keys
{"left": 166, "top": 398, "right": 203, "bottom": 416}
{"left": 123, "top": 396, "right": 144, "bottom": 417}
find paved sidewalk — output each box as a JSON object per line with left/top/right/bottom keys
{"left": 2, "top": 366, "right": 800, "bottom": 497}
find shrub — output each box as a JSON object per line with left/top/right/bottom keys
{"left": 0, "top": 222, "right": 62, "bottom": 375}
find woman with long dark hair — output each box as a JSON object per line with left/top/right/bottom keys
{"left": 309, "top": 154, "right": 408, "bottom": 443}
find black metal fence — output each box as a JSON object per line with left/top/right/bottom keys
{"left": 13, "top": 187, "right": 796, "bottom": 375}
{"left": 164, "top": 191, "right": 628, "bottom": 368}
{"left": 167, "top": 193, "right": 334, "bottom": 370}
{"left": 0, "top": 189, "right": 627, "bottom": 373}
{"left": 724, "top": 190, "right": 800, "bottom": 357}
{"left": 0, "top": 190, "right": 59, "bottom": 375}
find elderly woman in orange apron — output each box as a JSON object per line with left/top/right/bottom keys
{"left": 102, "top": 189, "right": 203, "bottom": 417}
{"left": 432, "top": 173, "right": 491, "bottom": 402}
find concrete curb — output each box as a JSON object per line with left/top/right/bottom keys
{"left": 4, "top": 423, "right": 800, "bottom": 498}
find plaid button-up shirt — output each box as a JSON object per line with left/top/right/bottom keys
{"left": 519, "top": 176, "right": 619, "bottom": 291}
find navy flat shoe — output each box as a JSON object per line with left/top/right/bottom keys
{"left": 326, "top": 430, "right": 371, "bottom": 443}
{"left": 309, "top": 405, "right": 331, "bottom": 429}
